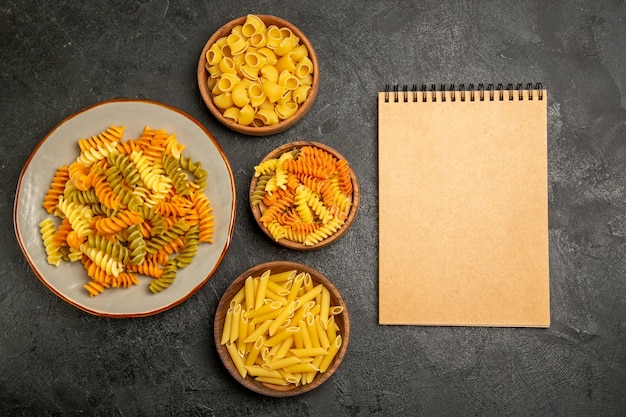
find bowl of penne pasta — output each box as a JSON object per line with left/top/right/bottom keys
{"left": 197, "top": 14, "right": 319, "bottom": 136}
{"left": 214, "top": 261, "right": 350, "bottom": 396}
{"left": 249, "top": 141, "right": 360, "bottom": 250}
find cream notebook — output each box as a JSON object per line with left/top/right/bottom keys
{"left": 378, "top": 83, "right": 549, "bottom": 327}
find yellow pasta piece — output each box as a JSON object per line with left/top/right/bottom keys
{"left": 206, "top": 43, "right": 223, "bottom": 65}
{"left": 261, "top": 356, "right": 301, "bottom": 370}
{"left": 245, "top": 365, "right": 281, "bottom": 379}
{"left": 244, "top": 300, "right": 281, "bottom": 319}
{"left": 319, "top": 286, "right": 330, "bottom": 325}
{"left": 242, "top": 14, "right": 266, "bottom": 37}
{"left": 261, "top": 81, "right": 284, "bottom": 103}
{"left": 295, "top": 56, "right": 314, "bottom": 79}
{"left": 319, "top": 335, "right": 342, "bottom": 373}
{"left": 244, "top": 336, "right": 265, "bottom": 366}
{"left": 276, "top": 102, "right": 298, "bottom": 120}
{"left": 217, "top": 72, "right": 240, "bottom": 93}
{"left": 268, "top": 301, "right": 297, "bottom": 336}
{"left": 269, "top": 269, "right": 297, "bottom": 282}
{"left": 238, "top": 104, "right": 256, "bottom": 126}
{"left": 222, "top": 107, "right": 239, "bottom": 123}
{"left": 254, "top": 376, "right": 290, "bottom": 386}
{"left": 221, "top": 307, "right": 234, "bottom": 345}
{"left": 259, "top": 65, "right": 279, "bottom": 84}
{"left": 244, "top": 276, "right": 255, "bottom": 311}
{"left": 289, "top": 347, "right": 328, "bottom": 357}
{"left": 229, "top": 303, "right": 241, "bottom": 344}
{"left": 265, "top": 25, "right": 284, "bottom": 49}
{"left": 255, "top": 107, "right": 279, "bottom": 126}
{"left": 242, "top": 319, "right": 272, "bottom": 344}
{"left": 213, "top": 93, "right": 234, "bottom": 110}
{"left": 226, "top": 342, "right": 247, "bottom": 378}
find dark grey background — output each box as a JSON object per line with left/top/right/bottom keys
{"left": 2, "top": 1, "right": 625, "bottom": 416}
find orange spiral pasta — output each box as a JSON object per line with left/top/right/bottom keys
{"left": 253, "top": 144, "right": 354, "bottom": 246}
{"left": 43, "top": 165, "right": 69, "bottom": 214}
{"left": 93, "top": 209, "right": 144, "bottom": 235}
{"left": 38, "top": 125, "right": 216, "bottom": 297}
{"left": 78, "top": 125, "right": 125, "bottom": 153}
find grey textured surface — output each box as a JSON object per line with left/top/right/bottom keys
{"left": 2, "top": 0, "right": 626, "bottom": 416}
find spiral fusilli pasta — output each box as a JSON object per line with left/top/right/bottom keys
{"left": 39, "top": 125, "right": 216, "bottom": 297}
{"left": 252, "top": 144, "right": 354, "bottom": 246}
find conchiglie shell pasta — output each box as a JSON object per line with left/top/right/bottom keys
{"left": 231, "top": 83, "right": 250, "bottom": 108}
{"left": 200, "top": 14, "right": 318, "bottom": 133}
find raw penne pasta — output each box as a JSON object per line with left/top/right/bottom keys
{"left": 220, "top": 267, "right": 345, "bottom": 388}
{"left": 268, "top": 269, "right": 295, "bottom": 282}
{"left": 264, "top": 326, "right": 299, "bottom": 347}
{"left": 306, "top": 313, "right": 321, "bottom": 348}
{"left": 319, "top": 286, "right": 330, "bottom": 325}
{"left": 286, "top": 272, "right": 305, "bottom": 303}
{"left": 319, "top": 335, "right": 342, "bottom": 373}
{"left": 268, "top": 301, "right": 296, "bottom": 336}
{"left": 298, "top": 319, "right": 313, "bottom": 349}
{"left": 245, "top": 336, "right": 264, "bottom": 366}
{"left": 244, "top": 276, "right": 255, "bottom": 311}
{"left": 242, "top": 319, "right": 272, "bottom": 344}
{"left": 250, "top": 307, "right": 283, "bottom": 325}
{"left": 221, "top": 307, "right": 234, "bottom": 345}
{"left": 274, "top": 336, "right": 294, "bottom": 361}
{"left": 289, "top": 347, "right": 328, "bottom": 357}
{"left": 254, "top": 376, "right": 290, "bottom": 386}
{"left": 266, "top": 279, "right": 290, "bottom": 296}
{"left": 254, "top": 269, "right": 270, "bottom": 309}
{"left": 315, "top": 316, "right": 331, "bottom": 350}
{"left": 226, "top": 343, "right": 247, "bottom": 378}
{"left": 245, "top": 365, "right": 282, "bottom": 379}
{"left": 261, "top": 356, "right": 301, "bottom": 370}
{"left": 330, "top": 305, "right": 344, "bottom": 315}
{"left": 297, "top": 284, "right": 324, "bottom": 306}
{"left": 283, "top": 362, "right": 319, "bottom": 374}
{"left": 245, "top": 300, "right": 281, "bottom": 319}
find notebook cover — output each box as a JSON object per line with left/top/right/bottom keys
{"left": 378, "top": 88, "right": 549, "bottom": 327}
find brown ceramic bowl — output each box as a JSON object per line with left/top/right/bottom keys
{"left": 249, "top": 141, "right": 360, "bottom": 250}
{"left": 197, "top": 15, "right": 320, "bottom": 136}
{"left": 214, "top": 261, "right": 350, "bottom": 397}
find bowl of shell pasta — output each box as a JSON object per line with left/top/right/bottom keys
{"left": 214, "top": 261, "right": 350, "bottom": 396}
{"left": 197, "top": 14, "right": 320, "bottom": 136}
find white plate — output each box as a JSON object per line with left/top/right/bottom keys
{"left": 14, "top": 99, "right": 236, "bottom": 317}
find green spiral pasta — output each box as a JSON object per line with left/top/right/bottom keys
{"left": 87, "top": 233, "right": 131, "bottom": 265}
{"left": 162, "top": 154, "right": 190, "bottom": 196}
{"left": 180, "top": 154, "right": 208, "bottom": 191}
{"left": 126, "top": 223, "right": 147, "bottom": 266}
{"left": 251, "top": 173, "right": 271, "bottom": 206}
{"left": 63, "top": 182, "right": 100, "bottom": 205}
{"left": 108, "top": 151, "right": 141, "bottom": 187}
{"left": 145, "top": 218, "right": 190, "bottom": 255}
{"left": 175, "top": 224, "right": 200, "bottom": 268}
{"left": 149, "top": 259, "right": 178, "bottom": 294}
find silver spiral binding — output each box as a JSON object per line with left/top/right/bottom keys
{"left": 383, "top": 82, "right": 544, "bottom": 103}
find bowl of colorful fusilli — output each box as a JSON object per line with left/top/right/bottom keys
{"left": 249, "top": 141, "right": 359, "bottom": 250}
{"left": 197, "top": 14, "right": 319, "bottom": 136}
